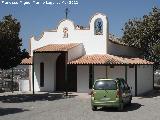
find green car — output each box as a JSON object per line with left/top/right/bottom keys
{"left": 91, "top": 78, "right": 132, "bottom": 111}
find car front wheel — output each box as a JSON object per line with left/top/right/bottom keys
{"left": 92, "top": 106, "right": 97, "bottom": 111}
{"left": 128, "top": 97, "right": 132, "bottom": 106}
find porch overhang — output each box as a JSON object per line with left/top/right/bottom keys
{"left": 68, "top": 54, "right": 154, "bottom": 65}
{"left": 20, "top": 43, "right": 81, "bottom": 65}
{"left": 33, "top": 43, "right": 81, "bottom": 53}
{"left": 30, "top": 43, "right": 81, "bottom": 95}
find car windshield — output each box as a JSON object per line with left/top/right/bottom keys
{"left": 94, "top": 80, "right": 117, "bottom": 90}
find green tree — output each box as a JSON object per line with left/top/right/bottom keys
{"left": 0, "top": 15, "right": 29, "bottom": 70}
{"left": 121, "top": 7, "right": 160, "bottom": 66}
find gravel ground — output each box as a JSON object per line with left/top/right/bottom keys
{"left": 0, "top": 91, "right": 160, "bottom": 120}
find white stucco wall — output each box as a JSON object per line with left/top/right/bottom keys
{"left": 137, "top": 65, "right": 153, "bottom": 95}
{"left": 94, "top": 65, "right": 106, "bottom": 80}
{"left": 16, "top": 65, "right": 31, "bottom": 91}
{"left": 77, "top": 65, "right": 89, "bottom": 92}
{"left": 107, "top": 66, "right": 125, "bottom": 79}
{"left": 68, "top": 43, "right": 86, "bottom": 62}
{"left": 108, "top": 41, "right": 141, "bottom": 57}
{"left": 34, "top": 53, "right": 60, "bottom": 91}
{"left": 30, "top": 13, "right": 109, "bottom": 56}
{"left": 127, "top": 66, "right": 135, "bottom": 96}
{"left": 19, "top": 80, "right": 30, "bottom": 92}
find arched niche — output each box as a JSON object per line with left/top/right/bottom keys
{"left": 57, "top": 19, "right": 75, "bottom": 38}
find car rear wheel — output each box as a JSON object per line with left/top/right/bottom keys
{"left": 118, "top": 102, "right": 124, "bottom": 111}
{"left": 92, "top": 106, "right": 97, "bottom": 111}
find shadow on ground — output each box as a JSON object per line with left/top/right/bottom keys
{"left": 0, "top": 93, "right": 77, "bottom": 103}
{"left": 0, "top": 107, "right": 29, "bottom": 116}
{"left": 140, "top": 86, "right": 160, "bottom": 98}
{"left": 98, "top": 103, "right": 143, "bottom": 112}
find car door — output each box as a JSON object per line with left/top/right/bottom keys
{"left": 119, "top": 80, "right": 127, "bottom": 102}
{"left": 122, "top": 80, "right": 131, "bottom": 103}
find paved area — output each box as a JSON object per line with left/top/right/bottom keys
{"left": 0, "top": 90, "right": 160, "bottom": 120}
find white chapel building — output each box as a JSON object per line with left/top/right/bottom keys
{"left": 22, "top": 13, "right": 154, "bottom": 96}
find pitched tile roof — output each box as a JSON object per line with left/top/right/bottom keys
{"left": 109, "top": 34, "right": 140, "bottom": 49}
{"left": 21, "top": 57, "right": 32, "bottom": 65}
{"left": 68, "top": 54, "right": 153, "bottom": 65}
{"left": 109, "top": 39, "right": 127, "bottom": 46}
{"left": 21, "top": 54, "right": 153, "bottom": 65}
{"left": 34, "top": 43, "right": 80, "bottom": 52}
{"left": 122, "top": 57, "right": 153, "bottom": 64}
{"left": 109, "top": 34, "right": 127, "bottom": 46}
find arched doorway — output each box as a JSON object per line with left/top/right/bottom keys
{"left": 56, "top": 53, "right": 65, "bottom": 91}
{"left": 56, "top": 53, "right": 77, "bottom": 92}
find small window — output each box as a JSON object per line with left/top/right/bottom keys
{"left": 40, "top": 62, "right": 44, "bottom": 87}
{"left": 94, "top": 80, "right": 117, "bottom": 90}
{"left": 94, "top": 18, "right": 103, "bottom": 35}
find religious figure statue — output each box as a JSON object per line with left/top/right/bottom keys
{"left": 63, "top": 27, "right": 68, "bottom": 38}
{"left": 97, "top": 21, "right": 102, "bottom": 34}
{"left": 95, "top": 19, "right": 103, "bottom": 35}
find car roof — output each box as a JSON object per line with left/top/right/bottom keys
{"left": 95, "top": 79, "right": 115, "bottom": 81}
{"left": 95, "top": 78, "right": 125, "bottom": 81}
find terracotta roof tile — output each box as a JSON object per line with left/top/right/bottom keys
{"left": 21, "top": 57, "right": 32, "bottom": 65}
{"left": 122, "top": 57, "right": 153, "bottom": 64}
{"left": 20, "top": 54, "right": 153, "bottom": 65}
{"left": 68, "top": 54, "right": 153, "bottom": 65}
{"left": 109, "top": 39, "right": 127, "bottom": 46}
{"left": 34, "top": 43, "right": 80, "bottom": 52}
{"left": 109, "top": 34, "right": 140, "bottom": 49}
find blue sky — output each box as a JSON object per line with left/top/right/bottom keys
{"left": 0, "top": 0, "right": 159, "bottom": 49}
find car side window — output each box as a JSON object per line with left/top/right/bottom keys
{"left": 122, "top": 80, "right": 129, "bottom": 90}
{"left": 120, "top": 81, "right": 125, "bottom": 92}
